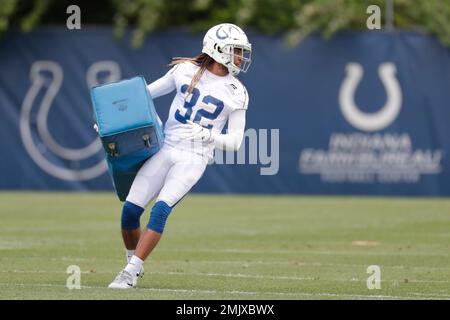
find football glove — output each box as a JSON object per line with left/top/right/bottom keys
{"left": 179, "top": 120, "right": 213, "bottom": 142}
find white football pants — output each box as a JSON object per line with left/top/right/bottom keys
{"left": 126, "top": 144, "right": 208, "bottom": 208}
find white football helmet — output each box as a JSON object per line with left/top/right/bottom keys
{"left": 202, "top": 23, "right": 252, "bottom": 76}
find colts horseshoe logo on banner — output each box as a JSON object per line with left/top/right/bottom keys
{"left": 339, "top": 62, "right": 402, "bottom": 132}
{"left": 19, "top": 60, "right": 121, "bottom": 181}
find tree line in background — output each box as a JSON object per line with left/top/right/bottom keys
{"left": 1, "top": 0, "right": 449, "bottom": 47}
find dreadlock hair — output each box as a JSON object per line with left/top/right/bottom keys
{"left": 169, "top": 53, "right": 215, "bottom": 96}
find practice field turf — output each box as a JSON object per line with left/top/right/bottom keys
{"left": 0, "top": 192, "right": 449, "bottom": 300}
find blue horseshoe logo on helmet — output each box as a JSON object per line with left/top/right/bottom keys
{"left": 216, "top": 25, "right": 230, "bottom": 39}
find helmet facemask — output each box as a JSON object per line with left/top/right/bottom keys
{"left": 222, "top": 43, "right": 252, "bottom": 76}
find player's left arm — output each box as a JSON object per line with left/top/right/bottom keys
{"left": 210, "top": 85, "right": 249, "bottom": 151}
{"left": 211, "top": 109, "right": 246, "bottom": 151}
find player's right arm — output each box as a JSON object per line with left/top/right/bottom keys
{"left": 147, "top": 65, "right": 178, "bottom": 99}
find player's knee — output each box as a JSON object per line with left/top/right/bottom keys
{"left": 147, "top": 201, "right": 172, "bottom": 234}
{"left": 121, "top": 201, "right": 144, "bottom": 230}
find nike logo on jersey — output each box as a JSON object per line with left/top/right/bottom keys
{"left": 226, "top": 83, "right": 238, "bottom": 94}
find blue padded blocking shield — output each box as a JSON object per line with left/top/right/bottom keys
{"left": 90, "top": 76, "right": 164, "bottom": 201}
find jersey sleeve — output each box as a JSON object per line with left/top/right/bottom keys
{"left": 211, "top": 109, "right": 246, "bottom": 151}
{"left": 147, "top": 65, "right": 179, "bottom": 99}
{"left": 231, "top": 84, "right": 249, "bottom": 111}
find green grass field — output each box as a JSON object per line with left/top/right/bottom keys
{"left": 0, "top": 192, "right": 449, "bottom": 300}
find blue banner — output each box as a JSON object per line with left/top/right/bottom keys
{"left": 1, "top": 28, "right": 449, "bottom": 195}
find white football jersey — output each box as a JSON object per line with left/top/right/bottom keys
{"left": 149, "top": 62, "right": 249, "bottom": 159}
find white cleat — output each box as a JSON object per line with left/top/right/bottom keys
{"left": 137, "top": 265, "right": 144, "bottom": 278}
{"left": 108, "top": 270, "right": 137, "bottom": 289}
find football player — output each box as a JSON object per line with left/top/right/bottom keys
{"left": 108, "top": 23, "right": 252, "bottom": 288}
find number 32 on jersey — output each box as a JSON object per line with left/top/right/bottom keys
{"left": 175, "top": 84, "right": 224, "bottom": 129}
